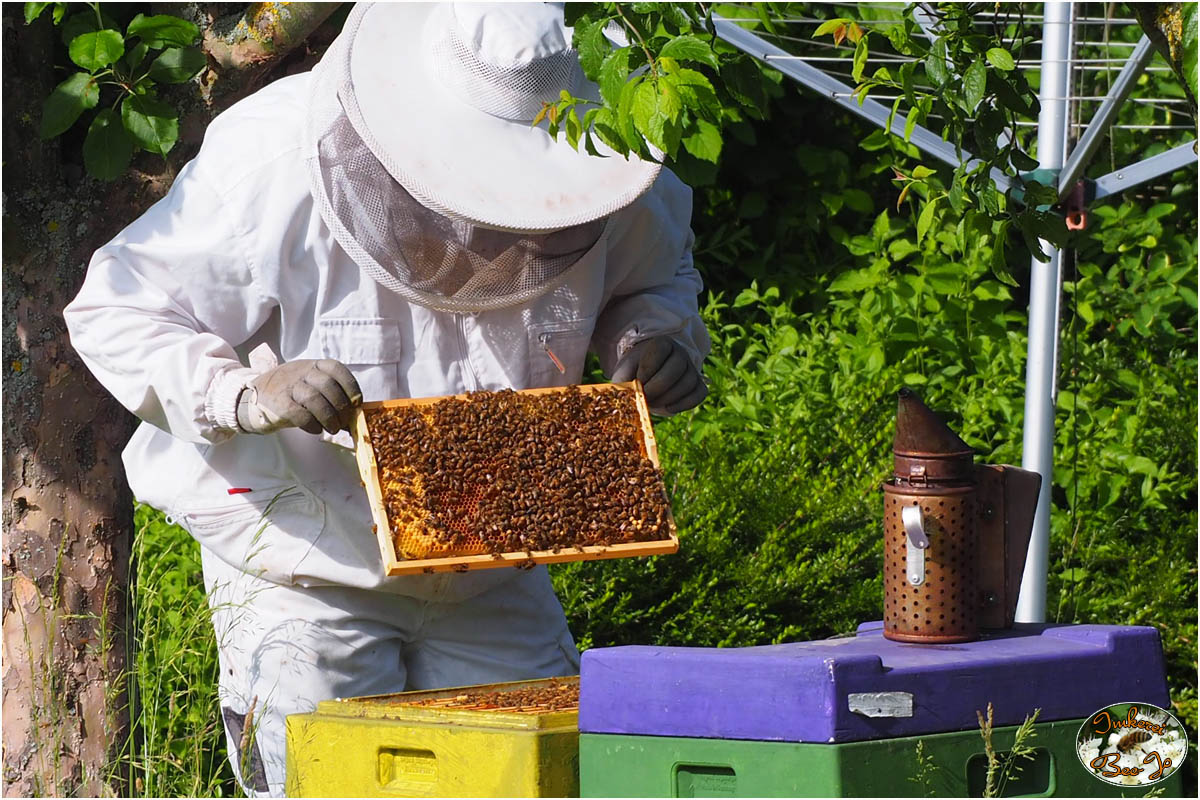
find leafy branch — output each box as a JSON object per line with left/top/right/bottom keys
{"left": 817, "top": 4, "right": 1068, "bottom": 281}
{"left": 534, "top": 2, "right": 784, "bottom": 182}
{"left": 26, "top": 2, "right": 206, "bottom": 179}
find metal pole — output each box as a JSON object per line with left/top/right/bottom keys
{"left": 1057, "top": 36, "right": 1155, "bottom": 196}
{"left": 1093, "top": 141, "right": 1199, "bottom": 199}
{"left": 1015, "top": 1, "right": 1074, "bottom": 624}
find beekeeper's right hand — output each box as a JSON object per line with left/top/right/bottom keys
{"left": 236, "top": 359, "right": 363, "bottom": 435}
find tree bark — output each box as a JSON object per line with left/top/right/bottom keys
{"left": 1, "top": 5, "right": 340, "bottom": 796}
{"left": 2, "top": 10, "right": 136, "bottom": 795}
{"left": 1132, "top": 3, "right": 1198, "bottom": 120}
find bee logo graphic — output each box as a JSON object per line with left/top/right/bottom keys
{"left": 1076, "top": 702, "right": 1186, "bottom": 788}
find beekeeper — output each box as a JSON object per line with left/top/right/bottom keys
{"left": 64, "top": 2, "right": 709, "bottom": 795}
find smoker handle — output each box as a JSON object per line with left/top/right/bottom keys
{"left": 902, "top": 505, "right": 928, "bottom": 586}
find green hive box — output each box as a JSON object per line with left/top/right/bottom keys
{"left": 579, "top": 718, "right": 1183, "bottom": 798}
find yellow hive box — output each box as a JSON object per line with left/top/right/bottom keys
{"left": 285, "top": 677, "right": 580, "bottom": 798}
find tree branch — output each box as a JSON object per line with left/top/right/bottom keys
{"left": 204, "top": 2, "right": 342, "bottom": 71}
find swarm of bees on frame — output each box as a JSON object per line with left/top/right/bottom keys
{"left": 365, "top": 386, "right": 673, "bottom": 559}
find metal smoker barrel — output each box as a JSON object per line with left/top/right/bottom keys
{"left": 882, "top": 389, "right": 979, "bottom": 644}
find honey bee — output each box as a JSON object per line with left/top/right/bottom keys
{"left": 1113, "top": 730, "right": 1153, "bottom": 754}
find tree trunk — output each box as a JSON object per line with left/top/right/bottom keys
{"left": 1, "top": 5, "right": 340, "bottom": 795}
{"left": 2, "top": 10, "right": 136, "bottom": 795}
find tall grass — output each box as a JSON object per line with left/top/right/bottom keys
{"left": 114, "top": 505, "right": 235, "bottom": 797}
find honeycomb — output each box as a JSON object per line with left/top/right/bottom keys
{"left": 363, "top": 385, "right": 673, "bottom": 560}
{"left": 389, "top": 679, "right": 579, "bottom": 715}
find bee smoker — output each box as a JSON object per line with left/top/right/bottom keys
{"left": 882, "top": 389, "right": 1041, "bottom": 643}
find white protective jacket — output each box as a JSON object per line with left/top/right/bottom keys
{"left": 64, "top": 73, "right": 710, "bottom": 601}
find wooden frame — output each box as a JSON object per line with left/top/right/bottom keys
{"left": 352, "top": 382, "right": 679, "bottom": 576}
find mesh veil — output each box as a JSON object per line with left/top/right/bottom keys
{"left": 305, "top": 7, "right": 608, "bottom": 313}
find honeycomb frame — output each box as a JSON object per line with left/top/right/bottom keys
{"left": 352, "top": 381, "right": 679, "bottom": 576}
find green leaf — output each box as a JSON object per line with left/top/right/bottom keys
{"left": 563, "top": 3, "right": 601, "bottom": 27}
{"left": 671, "top": 68, "right": 719, "bottom": 119}
{"left": 659, "top": 34, "right": 719, "bottom": 71}
{"left": 1009, "top": 147, "right": 1039, "bottom": 170}
{"left": 591, "top": 106, "right": 627, "bottom": 156}
{"left": 720, "top": 56, "right": 768, "bottom": 117}
{"left": 565, "top": 108, "right": 583, "bottom": 150}
{"left": 60, "top": 11, "right": 98, "bottom": 47}
{"left": 813, "top": 18, "right": 851, "bottom": 38}
{"left": 616, "top": 74, "right": 647, "bottom": 155}
{"left": 124, "top": 40, "right": 150, "bottom": 72}
{"left": 598, "top": 47, "right": 631, "bottom": 107}
{"left": 631, "top": 81, "right": 658, "bottom": 139}
{"left": 926, "top": 41, "right": 949, "bottom": 86}
{"left": 39, "top": 72, "right": 100, "bottom": 139}
{"left": 574, "top": 18, "right": 608, "bottom": 78}
{"left": 682, "top": 117, "right": 722, "bottom": 162}
{"left": 842, "top": 188, "right": 873, "bottom": 213}
{"left": 1022, "top": 180, "right": 1058, "bottom": 207}
{"left": 83, "top": 108, "right": 134, "bottom": 180}
{"left": 121, "top": 94, "right": 179, "bottom": 157}
{"left": 148, "top": 46, "right": 207, "bottom": 83}
{"left": 632, "top": 78, "right": 683, "bottom": 155}
{"left": 972, "top": 280, "right": 1012, "bottom": 301}
{"left": 916, "top": 196, "right": 939, "bottom": 244}
{"left": 127, "top": 13, "right": 199, "bottom": 48}
{"left": 24, "top": 3, "right": 52, "bottom": 24}
{"left": 865, "top": 345, "right": 885, "bottom": 374}
{"left": 963, "top": 58, "right": 987, "bottom": 110}
{"left": 870, "top": 209, "right": 889, "bottom": 250}
{"left": 986, "top": 47, "right": 1015, "bottom": 71}
{"left": 69, "top": 29, "right": 124, "bottom": 71}
{"left": 829, "top": 268, "right": 879, "bottom": 292}
{"left": 851, "top": 37, "right": 869, "bottom": 83}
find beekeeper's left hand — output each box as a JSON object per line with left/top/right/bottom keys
{"left": 611, "top": 336, "right": 707, "bottom": 415}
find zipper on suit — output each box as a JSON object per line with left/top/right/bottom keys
{"left": 456, "top": 314, "right": 479, "bottom": 390}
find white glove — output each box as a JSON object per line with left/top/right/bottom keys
{"left": 611, "top": 336, "right": 707, "bottom": 415}
{"left": 236, "top": 359, "right": 362, "bottom": 435}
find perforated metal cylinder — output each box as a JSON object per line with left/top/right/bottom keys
{"left": 882, "top": 483, "right": 978, "bottom": 643}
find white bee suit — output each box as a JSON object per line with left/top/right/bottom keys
{"left": 63, "top": 70, "right": 708, "bottom": 798}
{"left": 65, "top": 67, "right": 708, "bottom": 596}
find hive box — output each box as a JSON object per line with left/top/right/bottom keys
{"left": 579, "top": 718, "right": 1183, "bottom": 797}
{"left": 580, "top": 622, "right": 1169, "bottom": 742}
{"left": 286, "top": 677, "right": 579, "bottom": 797}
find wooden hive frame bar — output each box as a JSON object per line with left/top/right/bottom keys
{"left": 352, "top": 381, "right": 678, "bottom": 576}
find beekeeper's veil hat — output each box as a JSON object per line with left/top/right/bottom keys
{"left": 307, "top": 2, "right": 662, "bottom": 312}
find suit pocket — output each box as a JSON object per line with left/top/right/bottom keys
{"left": 317, "top": 317, "right": 402, "bottom": 401}
{"left": 178, "top": 485, "right": 327, "bottom": 585}
{"left": 527, "top": 317, "right": 595, "bottom": 388}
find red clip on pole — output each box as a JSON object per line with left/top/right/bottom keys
{"left": 1065, "top": 179, "right": 1088, "bottom": 231}
{"left": 227, "top": 487, "right": 252, "bottom": 495}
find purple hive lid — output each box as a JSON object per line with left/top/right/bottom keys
{"left": 579, "top": 623, "right": 1168, "bottom": 743}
